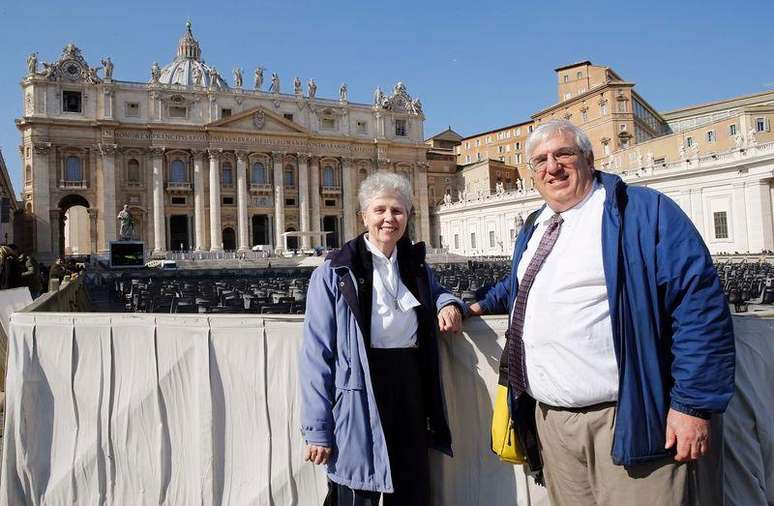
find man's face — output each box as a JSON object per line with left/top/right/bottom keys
{"left": 529, "top": 132, "right": 595, "bottom": 213}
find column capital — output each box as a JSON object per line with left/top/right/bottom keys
{"left": 340, "top": 156, "right": 354, "bottom": 166}
{"left": 208, "top": 148, "right": 223, "bottom": 161}
{"left": 190, "top": 149, "right": 208, "bottom": 158}
{"left": 236, "top": 150, "right": 249, "bottom": 161}
{"left": 33, "top": 142, "right": 52, "bottom": 155}
{"left": 297, "top": 152, "right": 312, "bottom": 163}
{"left": 149, "top": 146, "right": 165, "bottom": 158}
{"left": 97, "top": 143, "right": 118, "bottom": 156}
{"left": 271, "top": 151, "right": 286, "bottom": 162}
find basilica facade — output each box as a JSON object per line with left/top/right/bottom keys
{"left": 19, "top": 22, "right": 431, "bottom": 262}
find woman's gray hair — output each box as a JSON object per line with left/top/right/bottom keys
{"left": 358, "top": 171, "right": 413, "bottom": 212}
{"left": 525, "top": 119, "right": 594, "bottom": 160}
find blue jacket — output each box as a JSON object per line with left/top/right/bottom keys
{"left": 299, "top": 234, "right": 463, "bottom": 492}
{"left": 479, "top": 171, "right": 735, "bottom": 466}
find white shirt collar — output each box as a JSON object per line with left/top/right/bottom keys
{"left": 364, "top": 234, "right": 398, "bottom": 265}
{"left": 536, "top": 179, "right": 601, "bottom": 227}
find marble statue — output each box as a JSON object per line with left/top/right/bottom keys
{"left": 101, "top": 57, "right": 113, "bottom": 79}
{"left": 151, "top": 62, "right": 161, "bottom": 83}
{"left": 734, "top": 133, "right": 744, "bottom": 149}
{"left": 457, "top": 190, "right": 463, "bottom": 202}
{"left": 339, "top": 83, "right": 348, "bottom": 102}
{"left": 307, "top": 79, "right": 317, "bottom": 98}
{"left": 411, "top": 97, "right": 423, "bottom": 115}
{"left": 293, "top": 76, "right": 302, "bottom": 96}
{"left": 117, "top": 204, "right": 135, "bottom": 241}
{"left": 516, "top": 178, "right": 524, "bottom": 191}
{"left": 748, "top": 128, "right": 757, "bottom": 146}
{"left": 192, "top": 66, "right": 202, "bottom": 86}
{"left": 679, "top": 143, "right": 686, "bottom": 158}
{"left": 27, "top": 52, "right": 37, "bottom": 75}
{"left": 270, "top": 73, "right": 280, "bottom": 94}
{"left": 374, "top": 87, "right": 385, "bottom": 106}
{"left": 233, "top": 67, "right": 243, "bottom": 88}
{"left": 210, "top": 67, "right": 221, "bottom": 88}
{"left": 254, "top": 67, "right": 264, "bottom": 89}
{"left": 443, "top": 192, "right": 452, "bottom": 205}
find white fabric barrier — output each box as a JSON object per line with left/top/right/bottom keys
{"left": 0, "top": 312, "right": 770, "bottom": 505}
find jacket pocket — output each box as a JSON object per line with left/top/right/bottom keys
{"left": 329, "top": 387, "right": 375, "bottom": 482}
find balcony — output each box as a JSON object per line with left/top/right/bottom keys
{"left": 59, "top": 180, "right": 88, "bottom": 190}
{"left": 321, "top": 185, "right": 341, "bottom": 194}
{"left": 166, "top": 181, "right": 192, "bottom": 192}
{"left": 250, "top": 183, "right": 272, "bottom": 193}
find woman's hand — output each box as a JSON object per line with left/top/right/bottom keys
{"left": 304, "top": 444, "right": 332, "bottom": 465}
{"left": 438, "top": 304, "right": 462, "bottom": 333}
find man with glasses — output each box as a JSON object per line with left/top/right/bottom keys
{"left": 469, "top": 120, "right": 734, "bottom": 505}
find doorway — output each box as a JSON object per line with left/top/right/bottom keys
{"left": 170, "top": 215, "right": 189, "bottom": 251}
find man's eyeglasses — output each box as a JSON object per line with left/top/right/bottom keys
{"left": 528, "top": 149, "right": 579, "bottom": 173}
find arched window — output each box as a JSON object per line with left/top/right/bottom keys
{"left": 222, "top": 162, "right": 234, "bottom": 185}
{"left": 358, "top": 169, "right": 368, "bottom": 185}
{"left": 127, "top": 159, "right": 140, "bottom": 182}
{"left": 65, "top": 156, "right": 82, "bottom": 181}
{"left": 252, "top": 162, "right": 267, "bottom": 184}
{"left": 25, "top": 165, "right": 32, "bottom": 184}
{"left": 322, "top": 166, "right": 335, "bottom": 187}
{"left": 170, "top": 159, "right": 187, "bottom": 182}
{"left": 284, "top": 165, "right": 295, "bottom": 187}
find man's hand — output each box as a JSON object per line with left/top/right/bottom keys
{"left": 304, "top": 444, "right": 332, "bottom": 465}
{"left": 664, "top": 408, "right": 711, "bottom": 462}
{"left": 438, "top": 305, "right": 462, "bottom": 333}
{"left": 468, "top": 302, "right": 484, "bottom": 316}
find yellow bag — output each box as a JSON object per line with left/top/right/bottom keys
{"left": 491, "top": 384, "right": 526, "bottom": 464}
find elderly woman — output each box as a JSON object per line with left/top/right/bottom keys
{"left": 300, "top": 172, "right": 465, "bottom": 505}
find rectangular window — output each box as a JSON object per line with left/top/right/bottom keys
{"left": 476, "top": 139, "right": 480, "bottom": 146}
{"left": 171, "top": 196, "right": 186, "bottom": 205}
{"left": 62, "top": 91, "right": 82, "bottom": 113}
{"left": 515, "top": 128, "right": 521, "bottom": 136}
{"left": 563, "top": 74, "right": 569, "bottom": 83}
{"left": 454, "top": 234, "right": 459, "bottom": 249}
{"left": 686, "top": 136, "right": 693, "bottom": 147}
{"left": 489, "top": 230, "right": 495, "bottom": 248}
{"left": 285, "top": 198, "right": 296, "bottom": 206}
{"left": 356, "top": 120, "right": 367, "bottom": 133}
{"left": 126, "top": 102, "right": 140, "bottom": 117}
{"left": 619, "top": 123, "right": 627, "bottom": 132}
{"left": 321, "top": 118, "right": 336, "bottom": 130}
{"left": 470, "top": 233, "right": 476, "bottom": 249}
{"left": 169, "top": 106, "right": 187, "bottom": 118}
{"left": 617, "top": 101, "right": 627, "bottom": 113}
{"left": 324, "top": 199, "right": 336, "bottom": 207}
{"left": 528, "top": 125, "right": 533, "bottom": 133}
{"left": 601, "top": 103, "right": 608, "bottom": 115}
{"left": 706, "top": 130, "right": 715, "bottom": 143}
{"left": 729, "top": 124, "right": 737, "bottom": 136}
{"left": 395, "top": 119, "right": 407, "bottom": 137}
{"left": 476, "top": 152, "right": 482, "bottom": 161}
{"left": 0, "top": 198, "right": 10, "bottom": 223}
{"left": 756, "top": 117, "right": 767, "bottom": 132}
{"left": 515, "top": 153, "right": 522, "bottom": 163}
{"left": 581, "top": 110, "right": 588, "bottom": 122}
{"left": 465, "top": 155, "right": 471, "bottom": 163}
{"left": 713, "top": 211, "right": 728, "bottom": 239}
{"left": 221, "top": 108, "right": 232, "bottom": 118}
{"left": 603, "top": 143, "right": 611, "bottom": 156}
{"left": 509, "top": 229, "right": 515, "bottom": 241}
{"left": 222, "top": 196, "right": 234, "bottom": 205}
{"left": 283, "top": 113, "right": 294, "bottom": 121}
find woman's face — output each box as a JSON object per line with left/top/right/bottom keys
{"left": 361, "top": 193, "right": 409, "bottom": 253}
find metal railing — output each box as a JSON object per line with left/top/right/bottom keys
{"left": 59, "top": 180, "right": 88, "bottom": 189}
{"left": 166, "top": 181, "right": 192, "bottom": 191}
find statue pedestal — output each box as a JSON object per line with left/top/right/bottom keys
{"left": 109, "top": 241, "right": 146, "bottom": 269}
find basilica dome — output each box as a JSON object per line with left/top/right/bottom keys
{"left": 154, "top": 21, "right": 229, "bottom": 90}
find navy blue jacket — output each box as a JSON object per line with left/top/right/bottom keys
{"left": 479, "top": 171, "right": 735, "bottom": 465}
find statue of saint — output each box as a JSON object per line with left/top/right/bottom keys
{"left": 150, "top": 62, "right": 161, "bottom": 83}
{"left": 210, "top": 67, "right": 221, "bottom": 89}
{"left": 192, "top": 66, "right": 203, "bottom": 86}
{"left": 233, "top": 67, "right": 243, "bottom": 88}
{"left": 101, "top": 57, "right": 113, "bottom": 79}
{"left": 412, "top": 97, "right": 423, "bottom": 115}
{"left": 748, "top": 128, "right": 758, "bottom": 146}
{"left": 339, "top": 83, "right": 348, "bottom": 102}
{"left": 294, "top": 76, "right": 302, "bottom": 95}
{"left": 307, "top": 79, "right": 317, "bottom": 98}
{"left": 117, "top": 204, "right": 135, "bottom": 241}
{"left": 254, "top": 67, "right": 264, "bottom": 89}
{"left": 270, "top": 73, "right": 280, "bottom": 94}
{"left": 27, "top": 52, "right": 38, "bottom": 76}
{"left": 374, "top": 87, "right": 385, "bottom": 106}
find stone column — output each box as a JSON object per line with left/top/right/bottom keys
{"left": 192, "top": 150, "right": 207, "bottom": 250}
{"left": 98, "top": 143, "right": 118, "bottom": 253}
{"left": 341, "top": 157, "right": 354, "bottom": 242}
{"left": 414, "top": 162, "right": 431, "bottom": 244}
{"left": 236, "top": 151, "right": 249, "bottom": 251}
{"left": 309, "top": 157, "right": 321, "bottom": 247}
{"left": 151, "top": 147, "right": 166, "bottom": 254}
{"left": 732, "top": 183, "right": 749, "bottom": 253}
{"left": 87, "top": 208, "right": 98, "bottom": 255}
{"left": 32, "top": 143, "right": 52, "bottom": 260}
{"left": 49, "top": 209, "right": 62, "bottom": 260}
{"left": 272, "top": 151, "right": 285, "bottom": 252}
{"left": 208, "top": 149, "right": 223, "bottom": 251}
{"left": 746, "top": 181, "right": 774, "bottom": 252}
{"left": 298, "top": 153, "right": 310, "bottom": 249}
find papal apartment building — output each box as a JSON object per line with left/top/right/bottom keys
{"left": 438, "top": 61, "right": 774, "bottom": 256}
{"left": 18, "top": 22, "right": 434, "bottom": 262}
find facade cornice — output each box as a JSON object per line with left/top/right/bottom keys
{"left": 531, "top": 82, "right": 635, "bottom": 119}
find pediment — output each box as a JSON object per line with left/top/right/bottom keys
{"left": 208, "top": 106, "right": 308, "bottom": 134}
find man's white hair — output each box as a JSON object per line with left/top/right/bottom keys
{"left": 525, "top": 119, "right": 594, "bottom": 161}
{"left": 358, "top": 171, "right": 413, "bottom": 212}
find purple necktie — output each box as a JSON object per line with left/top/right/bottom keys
{"left": 507, "top": 213, "right": 564, "bottom": 398}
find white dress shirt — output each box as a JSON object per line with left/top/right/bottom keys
{"left": 515, "top": 182, "right": 619, "bottom": 407}
{"left": 364, "top": 236, "right": 420, "bottom": 348}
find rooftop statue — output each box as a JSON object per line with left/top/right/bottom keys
{"left": 307, "top": 79, "right": 317, "bottom": 98}
{"left": 233, "top": 67, "right": 243, "bottom": 88}
{"left": 26, "top": 52, "right": 37, "bottom": 76}
{"left": 270, "top": 73, "right": 280, "bottom": 94}
{"left": 294, "top": 76, "right": 302, "bottom": 96}
{"left": 254, "top": 67, "right": 264, "bottom": 89}
{"left": 339, "top": 83, "right": 348, "bottom": 102}
{"left": 101, "top": 57, "right": 113, "bottom": 80}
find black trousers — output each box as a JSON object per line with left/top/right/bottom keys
{"left": 326, "top": 347, "right": 430, "bottom": 506}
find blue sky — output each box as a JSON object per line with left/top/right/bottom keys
{"left": 1, "top": 0, "right": 773, "bottom": 194}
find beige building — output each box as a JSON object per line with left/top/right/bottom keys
{"left": 437, "top": 62, "right": 774, "bottom": 256}
{"left": 19, "top": 22, "right": 433, "bottom": 262}
{"left": 456, "top": 121, "right": 533, "bottom": 179}
{"left": 0, "top": 150, "right": 20, "bottom": 247}
{"left": 425, "top": 127, "right": 462, "bottom": 208}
